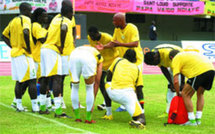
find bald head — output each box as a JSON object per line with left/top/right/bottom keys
{"left": 113, "top": 13, "right": 126, "bottom": 29}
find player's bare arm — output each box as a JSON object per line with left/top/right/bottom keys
{"left": 60, "top": 24, "right": 68, "bottom": 54}
{"left": 160, "top": 66, "right": 175, "bottom": 92}
{"left": 23, "top": 28, "right": 31, "bottom": 53}
{"left": 173, "top": 74, "right": 180, "bottom": 96}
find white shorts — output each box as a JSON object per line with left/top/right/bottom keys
{"left": 40, "top": 48, "right": 62, "bottom": 77}
{"left": 69, "top": 50, "right": 97, "bottom": 82}
{"left": 11, "top": 55, "right": 36, "bottom": 82}
{"left": 106, "top": 85, "right": 144, "bottom": 117}
{"left": 62, "top": 55, "right": 69, "bottom": 75}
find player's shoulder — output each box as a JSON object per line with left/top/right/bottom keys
{"left": 101, "top": 32, "right": 112, "bottom": 38}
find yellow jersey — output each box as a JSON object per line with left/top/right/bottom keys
{"left": 31, "top": 22, "right": 47, "bottom": 62}
{"left": 172, "top": 52, "right": 215, "bottom": 78}
{"left": 2, "top": 15, "right": 33, "bottom": 57}
{"left": 152, "top": 44, "right": 183, "bottom": 68}
{"left": 42, "top": 15, "right": 74, "bottom": 55}
{"left": 88, "top": 32, "right": 119, "bottom": 70}
{"left": 113, "top": 23, "right": 143, "bottom": 65}
{"left": 109, "top": 58, "right": 143, "bottom": 90}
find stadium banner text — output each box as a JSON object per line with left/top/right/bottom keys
{"left": 204, "top": 1, "right": 215, "bottom": 16}
{"left": 134, "top": 0, "right": 204, "bottom": 15}
{"left": 0, "top": 0, "right": 205, "bottom": 15}
{"left": 0, "top": 41, "right": 11, "bottom": 62}
{"left": 181, "top": 41, "right": 215, "bottom": 62}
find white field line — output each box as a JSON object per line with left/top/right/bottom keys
{"left": 0, "top": 102, "right": 97, "bottom": 134}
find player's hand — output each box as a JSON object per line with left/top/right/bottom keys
{"left": 95, "top": 42, "right": 104, "bottom": 50}
{"left": 176, "top": 91, "right": 181, "bottom": 96}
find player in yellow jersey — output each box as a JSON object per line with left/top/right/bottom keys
{"left": 88, "top": 26, "right": 119, "bottom": 110}
{"left": 2, "top": 3, "right": 38, "bottom": 112}
{"left": 40, "top": 0, "right": 73, "bottom": 117}
{"left": 69, "top": 46, "right": 103, "bottom": 123}
{"left": 51, "top": 7, "right": 76, "bottom": 109}
{"left": 104, "top": 49, "right": 145, "bottom": 128}
{"left": 170, "top": 50, "right": 215, "bottom": 126}
{"left": 144, "top": 44, "right": 185, "bottom": 117}
{"left": 96, "top": 13, "right": 144, "bottom": 112}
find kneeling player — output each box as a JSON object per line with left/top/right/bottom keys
{"left": 104, "top": 49, "right": 146, "bottom": 129}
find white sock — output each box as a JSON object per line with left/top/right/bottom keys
{"left": 106, "top": 107, "right": 112, "bottom": 116}
{"left": 196, "top": 111, "right": 202, "bottom": 119}
{"left": 86, "top": 83, "right": 94, "bottom": 111}
{"left": 46, "top": 97, "right": 52, "bottom": 108}
{"left": 54, "top": 97, "right": 61, "bottom": 109}
{"left": 31, "top": 99, "right": 39, "bottom": 111}
{"left": 40, "top": 94, "right": 46, "bottom": 106}
{"left": 188, "top": 112, "right": 195, "bottom": 121}
{"left": 16, "top": 99, "right": 23, "bottom": 110}
{"left": 71, "top": 83, "right": 79, "bottom": 109}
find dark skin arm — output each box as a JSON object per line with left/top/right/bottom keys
{"left": 106, "top": 70, "right": 113, "bottom": 82}
{"left": 160, "top": 66, "right": 175, "bottom": 92}
{"left": 1, "top": 35, "right": 11, "bottom": 48}
{"left": 60, "top": 24, "right": 67, "bottom": 54}
{"left": 72, "top": 27, "right": 76, "bottom": 47}
{"left": 23, "top": 28, "right": 31, "bottom": 53}
{"left": 136, "top": 86, "right": 144, "bottom": 109}
{"left": 96, "top": 41, "right": 138, "bottom": 50}
{"left": 173, "top": 74, "right": 181, "bottom": 96}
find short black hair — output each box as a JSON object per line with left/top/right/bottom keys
{"left": 123, "top": 49, "right": 137, "bottom": 63}
{"left": 32, "top": 8, "right": 46, "bottom": 22}
{"left": 19, "top": 2, "right": 31, "bottom": 12}
{"left": 144, "top": 52, "right": 156, "bottom": 65}
{"left": 61, "top": 0, "right": 73, "bottom": 16}
{"left": 88, "top": 26, "right": 99, "bottom": 34}
{"left": 169, "top": 49, "right": 180, "bottom": 59}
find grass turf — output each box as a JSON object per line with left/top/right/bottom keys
{"left": 0, "top": 75, "right": 214, "bottom": 134}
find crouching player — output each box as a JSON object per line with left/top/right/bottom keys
{"left": 69, "top": 45, "right": 103, "bottom": 123}
{"left": 104, "top": 49, "right": 146, "bottom": 129}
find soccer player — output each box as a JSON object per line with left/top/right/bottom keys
{"left": 51, "top": 2, "right": 76, "bottom": 109}
{"left": 2, "top": 2, "right": 38, "bottom": 112}
{"left": 144, "top": 44, "right": 184, "bottom": 117}
{"left": 31, "top": 8, "right": 51, "bottom": 109}
{"left": 69, "top": 45, "right": 103, "bottom": 123}
{"left": 39, "top": 0, "right": 73, "bottom": 117}
{"left": 104, "top": 49, "right": 146, "bottom": 128}
{"left": 88, "top": 26, "right": 119, "bottom": 110}
{"left": 169, "top": 50, "right": 215, "bottom": 126}
{"left": 96, "top": 12, "right": 144, "bottom": 112}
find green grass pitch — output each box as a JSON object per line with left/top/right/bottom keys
{"left": 0, "top": 75, "right": 214, "bottom": 134}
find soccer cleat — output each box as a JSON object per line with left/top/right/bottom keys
{"left": 16, "top": 107, "right": 28, "bottom": 112}
{"left": 39, "top": 109, "right": 50, "bottom": 114}
{"left": 115, "top": 107, "right": 127, "bottom": 112}
{"left": 101, "top": 115, "right": 113, "bottom": 120}
{"left": 85, "top": 120, "right": 96, "bottom": 124}
{"left": 129, "top": 120, "right": 145, "bottom": 129}
{"left": 196, "top": 119, "right": 201, "bottom": 125}
{"left": 11, "top": 102, "right": 17, "bottom": 109}
{"left": 157, "top": 112, "right": 168, "bottom": 118}
{"left": 55, "top": 113, "right": 71, "bottom": 118}
{"left": 75, "top": 119, "right": 82, "bottom": 122}
{"left": 97, "top": 104, "right": 106, "bottom": 110}
{"left": 181, "top": 120, "right": 197, "bottom": 126}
